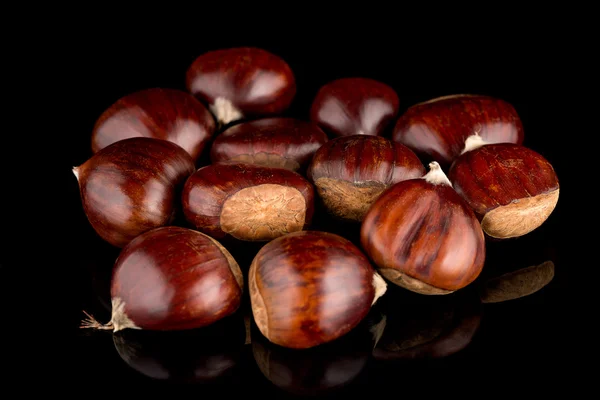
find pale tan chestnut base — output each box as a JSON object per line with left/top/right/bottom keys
{"left": 379, "top": 268, "right": 454, "bottom": 295}
{"left": 315, "top": 178, "right": 386, "bottom": 222}
{"left": 220, "top": 184, "right": 306, "bottom": 241}
{"left": 230, "top": 152, "right": 300, "bottom": 171}
{"left": 482, "top": 189, "right": 559, "bottom": 239}
{"left": 480, "top": 261, "right": 555, "bottom": 304}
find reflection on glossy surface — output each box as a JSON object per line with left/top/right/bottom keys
{"left": 479, "top": 261, "right": 555, "bottom": 304}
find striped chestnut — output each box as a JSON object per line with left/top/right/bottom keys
{"left": 186, "top": 47, "right": 296, "bottom": 126}
{"left": 182, "top": 163, "right": 314, "bottom": 242}
{"left": 310, "top": 77, "right": 400, "bottom": 137}
{"left": 80, "top": 226, "right": 243, "bottom": 332}
{"left": 448, "top": 134, "right": 560, "bottom": 239}
{"left": 392, "top": 94, "right": 524, "bottom": 168}
{"left": 210, "top": 117, "right": 328, "bottom": 172}
{"left": 249, "top": 230, "right": 387, "bottom": 349}
{"left": 360, "top": 162, "right": 486, "bottom": 295}
{"left": 307, "top": 135, "right": 425, "bottom": 222}
{"left": 91, "top": 88, "right": 216, "bottom": 163}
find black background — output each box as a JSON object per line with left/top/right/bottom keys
{"left": 13, "top": 24, "right": 583, "bottom": 396}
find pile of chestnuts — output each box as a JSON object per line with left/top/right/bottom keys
{"left": 75, "top": 47, "right": 559, "bottom": 351}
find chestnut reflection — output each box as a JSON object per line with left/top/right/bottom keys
{"left": 112, "top": 313, "right": 246, "bottom": 383}
{"left": 373, "top": 288, "right": 482, "bottom": 360}
{"left": 251, "top": 309, "right": 386, "bottom": 396}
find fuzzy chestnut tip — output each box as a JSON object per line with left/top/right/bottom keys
{"left": 460, "top": 132, "right": 490, "bottom": 155}
{"left": 423, "top": 161, "right": 452, "bottom": 187}
{"left": 209, "top": 97, "right": 243, "bottom": 125}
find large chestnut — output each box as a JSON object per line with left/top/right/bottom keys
{"left": 91, "top": 88, "right": 216, "bottom": 162}
{"left": 448, "top": 136, "right": 560, "bottom": 239}
{"left": 310, "top": 77, "right": 399, "bottom": 137}
{"left": 249, "top": 230, "right": 387, "bottom": 349}
{"left": 361, "top": 162, "right": 486, "bottom": 295}
{"left": 307, "top": 135, "right": 425, "bottom": 222}
{"left": 186, "top": 47, "right": 296, "bottom": 126}
{"left": 210, "top": 117, "right": 328, "bottom": 172}
{"left": 182, "top": 162, "right": 314, "bottom": 242}
{"left": 80, "top": 226, "right": 243, "bottom": 332}
{"left": 73, "top": 137, "right": 195, "bottom": 247}
{"left": 392, "top": 94, "right": 524, "bottom": 167}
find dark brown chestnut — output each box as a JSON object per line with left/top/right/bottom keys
{"left": 392, "top": 94, "right": 524, "bottom": 167}
{"left": 181, "top": 162, "right": 314, "bottom": 242}
{"left": 73, "top": 137, "right": 195, "bottom": 248}
{"left": 210, "top": 117, "right": 328, "bottom": 172}
{"left": 80, "top": 226, "right": 243, "bottom": 332}
{"left": 307, "top": 135, "right": 425, "bottom": 222}
{"left": 185, "top": 47, "right": 296, "bottom": 126}
{"left": 448, "top": 136, "right": 560, "bottom": 239}
{"left": 310, "top": 77, "right": 399, "bottom": 137}
{"left": 91, "top": 88, "right": 216, "bottom": 162}
{"left": 361, "top": 162, "right": 486, "bottom": 295}
{"left": 249, "top": 230, "right": 387, "bottom": 349}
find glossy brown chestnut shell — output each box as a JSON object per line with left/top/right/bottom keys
{"left": 310, "top": 77, "right": 400, "bottom": 137}
{"left": 185, "top": 47, "right": 296, "bottom": 125}
{"left": 307, "top": 135, "right": 425, "bottom": 222}
{"left": 84, "top": 226, "right": 243, "bottom": 332}
{"left": 249, "top": 230, "right": 387, "bottom": 349}
{"left": 392, "top": 94, "right": 524, "bottom": 167}
{"left": 181, "top": 163, "right": 314, "bottom": 242}
{"left": 91, "top": 88, "right": 216, "bottom": 162}
{"left": 74, "top": 137, "right": 195, "bottom": 248}
{"left": 361, "top": 162, "right": 486, "bottom": 295}
{"left": 448, "top": 140, "right": 560, "bottom": 239}
{"left": 210, "top": 117, "right": 328, "bottom": 172}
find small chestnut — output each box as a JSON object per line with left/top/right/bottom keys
{"left": 91, "top": 88, "right": 216, "bottom": 163}
{"left": 392, "top": 94, "right": 524, "bottom": 167}
{"left": 80, "top": 226, "right": 243, "bottom": 332}
{"left": 185, "top": 47, "right": 296, "bottom": 126}
{"left": 181, "top": 162, "right": 314, "bottom": 242}
{"left": 361, "top": 162, "right": 486, "bottom": 295}
{"left": 73, "top": 137, "right": 195, "bottom": 248}
{"left": 448, "top": 134, "right": 560, "bottom": 239}
{"left": 310, "top": 77, "right": 400, "bottom": 137}
{"left": 307, "top": 135, "right": 425, "bottom": 222}
{"left": 249, "top": 230, "right": 387, "bottom": 349}
{"left": 210, "top": 117, "right": 328, "bottom": 172}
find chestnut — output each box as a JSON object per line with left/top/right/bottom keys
{"left": 448, "top": 135, "right": 560, "bottom": 239}
{"left": 249, "top": 230, "right": 387, "bottom": 349}
{"left": 307, "top": 135, "right": 425, "bottom": 222}
{"left": 80, "top": 226, "right": 243, "bottom": 332}
{"left": 310, "top": 77, "right": 400, "bottom": 137}
{"left": 73, "top": 137, "right": 195, "bottom": 248}
{"left": 91, "top": 88, "right": 216, "bottom": 163}
{"left": 185, "top": 47, "right": 296, "bottom": 126}
{"left": 360, "top": 162, "right": 486, "bottom": 295}
{"left": 181, "top": 162, "right": 314, "bottom": 242}
{"left": 210, "top": 117, "right": 328, "bottom": 172}
{"left": 392, "top": 94, "right": 524, "bottom": 167}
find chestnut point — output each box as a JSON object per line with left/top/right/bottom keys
{"left": 249, "top": 230, "right": 387, "bottom": 349}
{"left": 182, "top": 163, "right": 314, "bottom": 242}
{"left": 307, "top": 135, "right": 425, "bottom": 222}
{"left": 449, "top": 137, "right": 560, "bottom": 239}
{"left": 361, "top": 162, "right": 486, "bottom": 295}
{"left": 210, "top": 117, "right": 328, "bottom": 172}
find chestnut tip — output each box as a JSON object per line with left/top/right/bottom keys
{"left": 210, "top": 97, "right": 244, "bottom": 126}
{"left": 423, "top": 161, "right": 452, "bottom": 187}
{"left": 460, "top": 132, "right": 489, "bottom": 155}
{"left": 72, "top": 166, "right": 79, "bottom": 181}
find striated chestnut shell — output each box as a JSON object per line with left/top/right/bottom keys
{"left": 185, "top": 47, "right": 296, "bottom": 126}
{"left": 103, "top": 226, "right": 243, "bottom": 332}
{"left": 310, "top": 77, "right": 400, "bottom": 137}
{"left": 307, "top": 135, "right": 425, "bottom": 221}
{"left": 392, "top": 94, "right": 524, "bottom": 167}
{"left": 448, "top": 142, "right": 559, "bottom": 239}
{"left": 182, "top": 163, "right": 314, "bottom": 242}
{"left": 249, "top": 230, "right": 387, "bottom": 349}
{"left": 91, "top": 88, "right": 216, "bottom": 162}
{"left": 361, "top": 162, "right": 486, "bottom": 295}
{"left": 74, "top": 137, "right": 195, "bottom": 248}
{"left": 210, "top": 117, "right": 328, "bottom": 172}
